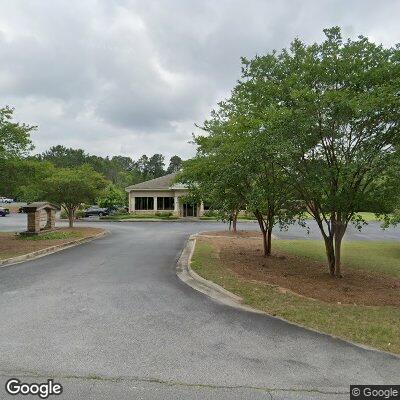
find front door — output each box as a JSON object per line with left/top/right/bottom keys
{"left": 182, "top": 203, "right": 197, "bottom": 217}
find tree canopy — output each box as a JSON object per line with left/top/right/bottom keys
{"left": 42, "top": 165, "right": 107, "bottom": 227}
{"left": 180, "top": 27, "right": 400, "bottom": 276}
{"left": 0, "top": 106, "right": 35, "bottom": 160}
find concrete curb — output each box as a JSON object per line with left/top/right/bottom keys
{"left": 176, "top": 234, "right": 265, "bottom": 313}
{"left": 0, "top": 230, "right": 109, "bottom": 268}
{"left": 176, "top": 234, "right": 400, "bottom": 359}
{"left": 58, "top": 218, "right": 211, "bottom": 223}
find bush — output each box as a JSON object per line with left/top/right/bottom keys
{"left": 203, "top": 210, "right": 219, "bottom": 218}
{"left": 60, "top": 209, "right": 84, "bottom": 219}
{"left": 75, "top": 210, "right": 85, "bottom": 219}
{"left": 155, "top": 211, "right": 173, "bottom": 218}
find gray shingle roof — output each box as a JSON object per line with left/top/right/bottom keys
{"left": 125, "top": 173, "right": 180, "bottom": 191}
{"left": 23, "top": 202, "right": 59, "bottom": 211}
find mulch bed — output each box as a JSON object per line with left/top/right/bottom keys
{"left": 0, "top": 227, "right": 104, "bottom": 260}
{"left": 198, "top": 232, "right": 400, "bottom": 307}
{"left": 200, "top": 230, "right": 262, "bottom": 238}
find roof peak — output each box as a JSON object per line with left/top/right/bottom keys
{"left": 125, "top": 173, "right": 184, "bottom": 191}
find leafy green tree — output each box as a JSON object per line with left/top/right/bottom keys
{"left": 239, "top": 27, "right": 400, "bottom": 276}
{"left": 167, "top": 155, "right": 183, "bottom": 173}
{"left": 179, "top": 151, "right": 247, "bottom": 233}
{"left": 148, "top": 154, "right": 165, "bottom": 178}
{"left": 38, "top": 145, "right": 88, "bottom": 168}
{"left": 98, "top": 184, "right": 126, "bottom": 209}
{"left": 43, "top": 165, "right": 107, "bottom": 227}
{"left": 0, "top": 106, "right": 35, "bottom": 160}
{"left": 0, "top": 158, "right": 54, "bottom": 201}
{"left": 180, "top": 107, "right": 299, "bottom": 254}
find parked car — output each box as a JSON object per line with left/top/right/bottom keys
{"left": 0, "top": 197, "right": 13, "bottom": 203}
{"left": 84, "top": 206, "right": 110, "bottom": 217}
{"left": 0, "top": 207, "right": 9, "bottom": 217}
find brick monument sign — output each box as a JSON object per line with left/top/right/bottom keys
{"left": 22, "top": 202, "right": 59, "bottom": 235}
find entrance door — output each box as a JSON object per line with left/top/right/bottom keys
{"left": 182, "top": 203, "right": 197, "bottom": 217}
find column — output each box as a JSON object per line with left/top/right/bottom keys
{"left": 153, "top": 196, "right": 157, "bottom": 211}
{"left": 45, "top": 209, "right": 52, "bottom": 229}
{"left": 199, "top": 201, "right": 204, "bottom": 216}
{"left": 27, "top": 211, "right": 40, "bottom": 233}
{"left": 130, "top": 194, "right": 135, "bottom": 212}
{"left": 174, "top": 195, "right": 179, "bottom": 216}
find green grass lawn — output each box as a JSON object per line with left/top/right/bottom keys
{"left": 191, "top": 240, "right": 400, "bottom": 354}
{"left": 273, "top": 240, "right": 400, "bottom": 277}
{"left": 18, "top": 231, "right": 83, "bottom": 241}
{"left": 101, "top": 213, "right": 178, "bottom": 220}
{"left": 201, "top": 212, "right": 384, "bottom": 222}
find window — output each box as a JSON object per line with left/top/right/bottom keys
{"left": 135, "top": 197, "right": 154, "bottom": 210}
{"left": 157, "top": 197, "right": 174, "bottom": 210}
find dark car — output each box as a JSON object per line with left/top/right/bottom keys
{"left": 84, "top": 206, "right": 110, "bottom": 217}
{"left": 0, "top": 207, "right": 9, "bottom": 217}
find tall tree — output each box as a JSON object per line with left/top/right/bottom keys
{"left": 167, "top": 155, "right": 183, "bottom": 173}
{"left": 39, "top": 145, "right": 88, "bottom": 168}
{"left": 0, "top": 106, "right": 35, "bottom": 160}
{"left": 43, "top": 165, "right": 107, "bottom": 227}
{"left": 239, "top": 27, "right": 400, "bottom": 276}
{"left": 148, "top": 154, "right": 165, "bottom": 178}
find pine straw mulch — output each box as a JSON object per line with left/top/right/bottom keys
{"left": 0, "top": 227, "right": 104, "bottom": 260}
{"left": 197, "top": 232, "right": 400, "bottom": 307}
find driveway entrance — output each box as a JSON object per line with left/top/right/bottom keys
{"left": 0, "top": 219, "right": 398, "bottom": 399}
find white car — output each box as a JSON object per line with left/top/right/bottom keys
{"left": 0, "top": 197, "right": 13, "bottom": 203}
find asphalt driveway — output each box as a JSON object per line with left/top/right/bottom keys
{"left": 0, "top": 218, "right": 399, "bottom": 399}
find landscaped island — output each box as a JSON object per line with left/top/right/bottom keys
{"left": 0, "top": 227, "right": 105, "bottom": 263}
{"left": 191, "top": 232, "right": 400, "bottom": 354}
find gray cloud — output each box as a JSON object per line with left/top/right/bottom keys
{"left": 0, "top": 0, "right": 399, "bottom": 160}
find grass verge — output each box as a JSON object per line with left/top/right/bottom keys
{"left": 191, "top": 239, "right": 400, "bottom": 354}
{"left": 18, "top": 231, "right": 82, "bottom": 241}
{"left": 101, "top": 213, "right": 178, "bottom": 220}
{"left": 0, "top": 227, "right": 104, "bottom": 260}
{"left": 273, "top": 240, "right": 400, "bottom": 278}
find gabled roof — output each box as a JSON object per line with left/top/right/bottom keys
{"left": 23, "top": 202, "right": 59, "bottom": 212}
{"left": 125, "top": 173, "right": 185, "bottom": 191}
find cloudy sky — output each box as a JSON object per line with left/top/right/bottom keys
{"left": 1, "top": 0, "right": 399, "bottom": 160}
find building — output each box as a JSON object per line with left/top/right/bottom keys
{"left": 125, "top": 173, "right": 204, "bottom": 217}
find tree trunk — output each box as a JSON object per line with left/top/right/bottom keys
{"left": 323, "top": 236, "right": 335, "bottom": 276}
{"left": 68, "top": 208, "right": 74, "bottom": 228}
{"left": 266, "top": 228, "right": 272, "bottom": 256}
{"left": 232, "top": 210, "right": 238, "bottom": 233}
{"left": 254, "top": 210, "right": 268, "bottom": 257}
{"left": 261, "top": 229, "right": 268, "bottom": 257}
{"left": 334, "top": 235, "right": 342, "bottom": 278}
{"left": 333, "top": 221, "right": 346, "bottom": 278}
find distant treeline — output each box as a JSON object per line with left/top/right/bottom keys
{"left": 32, "top": 145, "right": 183, "bottom": 190}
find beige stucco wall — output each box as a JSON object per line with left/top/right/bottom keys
{"left": 128, "top": 189, "right": 204, "bottom": 217}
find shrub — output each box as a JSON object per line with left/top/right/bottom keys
{"left": 155, "top": 211, "right": 173, "bottom": 218}
{"left": 60, "top": 209, "right": 84, "bottom": 219}
{"left": 203, "top": 210, "right": 219, "bottom": 218}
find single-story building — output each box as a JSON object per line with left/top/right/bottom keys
{"left": 125, "top": 173, "right": 205, "bottom": 217}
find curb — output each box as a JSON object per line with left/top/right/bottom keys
{"left": 176, "top": 234, "right": 400, "bottom": 359}
{"left": 58, "top": 218, "right": 201, "bottom": 223}
{"left": 176, "top": 234, "right": 265, "bottom": 313}
{"left": 0, "top": 230, "right": 109, "bottom": 268}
